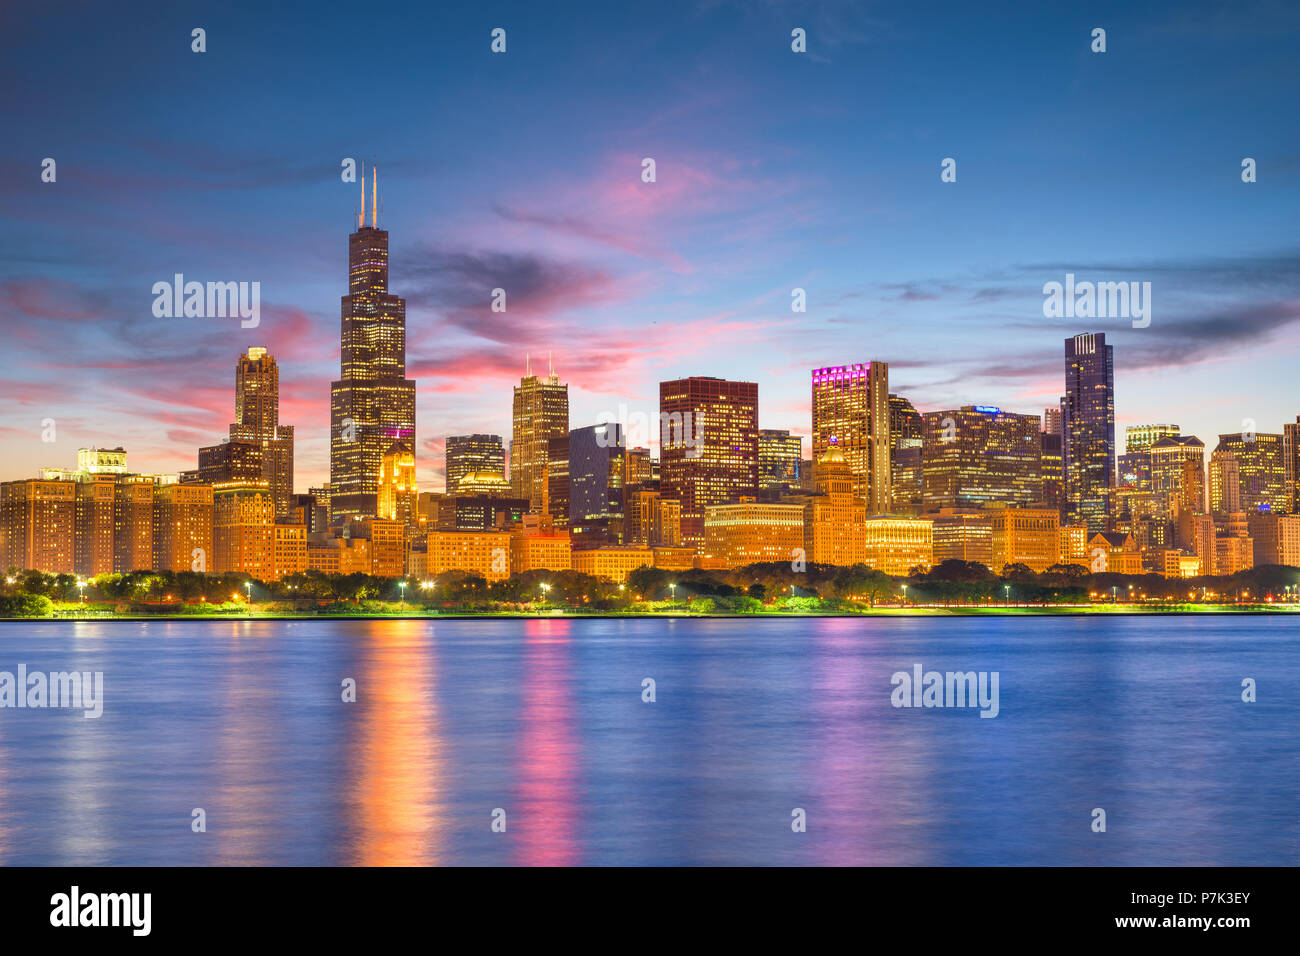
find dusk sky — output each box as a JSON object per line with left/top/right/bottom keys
{"left": 2, "top": 0, "right": 1297, "bottom": 491}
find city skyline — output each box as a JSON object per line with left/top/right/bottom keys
{"left": 2, "top": 1, "right": 1298, "bottom": 493}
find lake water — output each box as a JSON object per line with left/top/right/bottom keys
{"left": 0, "top": 616, "right": 1295, "bottom": 866}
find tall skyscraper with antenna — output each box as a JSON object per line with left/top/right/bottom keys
{"left": 329, "top": 165, "right": 416, "bottom": 521}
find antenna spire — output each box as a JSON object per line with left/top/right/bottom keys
{"left": 526, "top": 352, "right": 532, "bottom": 377}
{"left": 370, "top": 164, "right": 378, "bottom": 228}
{"left": 548, "top": 351, "right": 554, "bottom": 378}
{"left": 359, "top": 162, "right": 365, "bottom": 229}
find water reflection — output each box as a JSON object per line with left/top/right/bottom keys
{"left": 514, "top": 618, "right": 581, "bottom": 866}
{"left": 348, "top": 621, "right": 443, "bottom": 866}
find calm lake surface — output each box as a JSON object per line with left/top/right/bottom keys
{"left": 0, "top": 616, "right": 1295, "bottom": 866}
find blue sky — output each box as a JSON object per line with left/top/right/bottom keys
{"left": 1, "top": 0, "right": 1297, "bottom": 489}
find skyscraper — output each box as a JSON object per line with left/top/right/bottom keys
{"left": 889, "top": 393, "right": 923, "bottom": 514}
{"left": 757, "top": 428, "right": 802, "bottom": 492}
{"left": 229, "top": 347, "right": 295, "bottom": 520}
{"left": 569, "top": 423, "right": 624, "bottom": 545}
{"left": 920, "top": 406, "right": 1043, "bottom": 511}
{"left": 510, "top": 355, "right": 569, "bottom": 512}
{"left": 1118, "top": 424, "right": 1179, "bottom": 493}
{"left": 1150, "top": 435, "right": 1205, "bottom": 515}
{"left": 330, "top": 167, "right": 416, "bottom": 521}
{"left": 660, "top": 376, "right": 759, "bottom": 548}
{"left": 1062, "top": 332, "right": 1115, "bottom": 534}
{"left": 1284, "top": 414, "right": 1300, "bottom": 513}
{"left": 810, "top": 363, "right": 890, "bottom": 513}
{"left": 1208, "top": 448, "right": 1241, "bottom": 517}
{"left": 1215, "top": 432, "right": 1287, "bottom": 514}
{"left": 445, "top": 434, "right": 506, "bottom": 493}
{"left": 182, "top": 348, "right": 295, "bottom": 520}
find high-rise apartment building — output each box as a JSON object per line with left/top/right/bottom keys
{"left": 212, "top": 480, "right": 276, "bottom": 577}
{"left": 0, "top": 479, "right": 76, "bottom": 573}
{"left": 330, "top": 168, "right": 416, "bottom": 521}
{"left": 811, "top": 363, "right": 890, "bottom": 513}
{"left": 74, "top": 475, "right": 116, "bottom": 575}
{"left": 1208, "top": 449, "right": 1240, "bottom": 517}
{"left": 1150, "top": 435, "right": 1205, "bottom": 515}
{"left": 113, "top": 477, "right": 155, "bottom": 572}
{"left": 153, "top": 482, "right": 215, "bottom": 572}
{"left": 660, "top": 376, "right": 759, "bottom": 547}
{"left": 1215, "top": 432, "right": 1287, "bottom": 514}
{"left": 1062, "top": 332, "right": 1115, "bottom": 534}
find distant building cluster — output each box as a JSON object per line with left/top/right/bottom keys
{"left": 5, "top": 213, "right": 1300, "bottom": 584}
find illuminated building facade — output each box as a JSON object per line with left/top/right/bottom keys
{"left": 862, "top": 516, "right": 933, "bottom": 576}
{"left": 212, "top": 480, "right": 276, "bottom": 577}
{"left": 113, "top": 477, "right": 155, "bottom": 572}
{"left": 511, "top": 356, "right": 569, "bottom": 513}
{"left": 702, "top": 500, "right": 804, "bottom": 568}
{"left": 77, "top": 447, "right": 128, "bottom": 475}
{"left": 1040, "top": 431, "right": 1063, "bottom": 515}
{"left": 811, "top": 363, "right": 890, "bottom": 513}
{"left": 888, "top": 393, "right": 923, "bottom": 514}
{"left": 75, "top": 475, "right": 116, "bottom": 575}
{"left": 227, "top": 347, "right": 295, "bottom": 520}
{"left": 569, "top": 423, "right": 623, "bottom": 533}
{"left": 990, "top": 506, "right": 1061, "bottom": 573}
{"left": 1150, "top": 435, "right": 1205, "bottom": 515}
{"left": 1086, "top": 531, "right": 1143, "bottom": 575}
{"left": 0, "top": 479, "right": 76, "bottom": 573}
{"left": 153, "top": 481, "right": 214, "bottom": 572}
{"left": 425, "top": 529, "right": 512, "bottom": 582}
{"left": 377, "top": 441, "right": 418, "bottom": 529}
{"left": 445, "top": 434, "right": 505, "bottom": 492}
{"left": 1208, "top": 449, "right": 1240, "bottom": 517}
{"left": 1062, "top": 332, "right": 1116, "bottom": 534}
{"left": 660, "top": 377, "right": 759, "bottom": 548}
{"left": 930, "top": 508, "right": 993, "bottom": 568}
{"left": 803, "top": 447, "right": 866, "bottom": 566}
{"left": 571, "top": 546, "right": 654, "bottom": 583}
{"left": 1248, "top": 513, "right": 1300, "bottom": 567}
{"left": 330, "top": 168, "right": 416, "bottom": 521}
{"left": 1215, "top": 432, "right": 1287, "bottom": 515}
{"left": 758, "top": 428, "right": 803, "bottom": 493}
{"left": 921, "top": 406, "right": 1043, "bottom": 511}
{"left": 625, "top": 489, "right": 681, "bottom": 547}
{"left": 272, "top": 524, "right": 308, "bottom": 578}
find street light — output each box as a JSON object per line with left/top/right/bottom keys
{"left": 244, "top": 582, "right": 252, "bottom": 607}
{"left": 77, "top": 579, "right": 86, "bottom": 604}
{"left": 1004, "top": 584, "right": 1011, "bottom": 607}
{"left": 540, "top": 582, "right": 551, "bottom": 603}
{"left": 668, "top": 582, "right": 677, "bottom": 604}
{"left": 901, "top": 583, "right": 908, "bottom": 607}
{"left": 398, "top": 581, "right": 407, "bottom": 606}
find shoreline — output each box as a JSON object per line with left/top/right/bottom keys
{"left": 4, "top": 605, "right": 1298, "bottom": 623}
